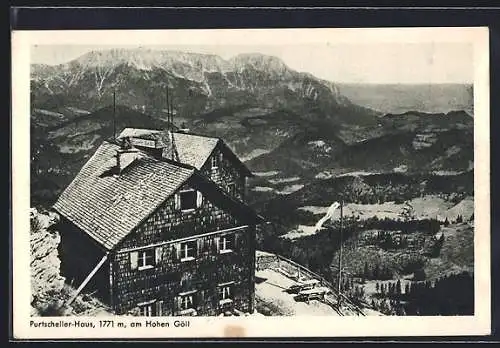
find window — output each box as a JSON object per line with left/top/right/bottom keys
{"left": 130, "top": 247, "right": 161, "bottom": 271}
{"left": 227, "top": 182, "right": 237, "bottom": 196}
{"left": 140, "top": 304, "right": 153, "bottom": 316}
{"left": 219, "top": 286, "right": 231, "bottom": 300}
{"left": 180, "top": 190, "right": 197, "bottom": 210}
{"left": 211, "top": 155, "right": 218, "bottom": 169}
{"left": 176, "top": 190, "right": 202, "bottom": 211}
{"left": 138, "top": 249, "right": 155, "bottom": 270}
{"left": 218, "top": 234, "right": 234, "bottom": 254}
{"left": 138, "top": 300, "right": 163, "bottom": 316}
{"left": 180, "top": 240, "right": 197, "bottom": 261}
{"left": 177, "top": 290, "right": 197, "bottom": 315}
{"left": 218, "top": 283, "right": 233, "bottom": 305}
{"left": 180, "top": 294, "right": 194, "bottom": 311}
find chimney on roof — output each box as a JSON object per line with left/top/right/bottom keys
{"left": 115, "top": 137, "right": 139, "bottom": 174}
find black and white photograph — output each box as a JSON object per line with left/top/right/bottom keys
{"left": 12, "top": 27, "right": 490, "bottom": 338}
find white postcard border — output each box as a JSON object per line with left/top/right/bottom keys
{"left": 11, "top": 27, "right": 491, "bottom": 339}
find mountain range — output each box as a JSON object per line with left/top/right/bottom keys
{"left": 30, "top": 48, "right": 474, "bottom": 207}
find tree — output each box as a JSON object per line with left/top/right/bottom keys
{"left": 396, "top": 279, "right": 402, "bottom": 297}
{"left": 373, "top": 263, "right": 380, "bottom": 279}
{"left": 388, "top": 283, "right": 395, "bottom": 297}
{"left": 439, "top": 233, "right": 445, "bottom": 243}
{"left": 400, "top": 202, "right": 415, "bottom": 222}
{"left": 405, "top": 282, "right": 410, "bottom": 296}
{"left": 363, "top": 261, "right": 370, "bottom": 280}
{"left": 443, "top": 217, "right": 450, "bottom": 227}
{"left": 376, "top": 282, "right": 380, "bottom": 293}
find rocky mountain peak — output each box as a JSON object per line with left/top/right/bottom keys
{"left": 228, "top": 53, "right": 291, "bottom": 74}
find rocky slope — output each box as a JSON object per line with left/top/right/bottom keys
{"left": 30, "top": 208, "right": 65, "bottom": 314}
{"left": 30, "top": 208, "right": 112, "bottom": 316}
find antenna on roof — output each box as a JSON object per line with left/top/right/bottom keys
{"left": 166, "top": 86, "right": 170, "bottom": 130}
{"left": 113, "top": 89, "right": 116, "bottom": 142}
{"left": 165, "top": 86, "right": 180, "bottom": 162}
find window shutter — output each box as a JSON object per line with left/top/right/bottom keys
{"left": 196, "top": 191, "right": 203, "bottom": 208}
{"left": 197, "top": 239, "right": 203, "bottom": 256}
{"left": 214, "top": 236, "right": 220, "bottom": 253}
{"left": 130, "top": 251, "right": 138, "bottom": 270}
{"left": 234, "top": 233, "right": 240, "bottom": 248}
{"left": 155, "top": 300, "right": 163, "bottom": 316}
{"left": 174, "top": 193, "right": 181, "bottom": 210}
{"left": 173, "top": 244, "right": 181, "bottom": 261}
{"left": 155, "top": 247, "right": 162, "bottom": 265}
{"left": 175, "top": 296, "right": 182, "bottom": 313}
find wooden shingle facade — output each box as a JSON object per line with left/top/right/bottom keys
{"left": 53, "top": 129, "right": 262, "bottom": 316}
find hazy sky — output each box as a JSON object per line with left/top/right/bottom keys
{"left": 31, "top": 42, "right": 473, "bottom": 84}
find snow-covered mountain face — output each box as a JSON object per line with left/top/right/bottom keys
{"left": 31, "top": 48, "right": 370, "bottom": 125}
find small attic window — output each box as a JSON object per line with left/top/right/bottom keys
{"left": 211, "top": 155, "right": 218, "bottom": 169}
{"left": 175, "top": 190, "right": 203, "bottom": 211}
{"left": 180, "top": 190, "right": 197, "bottom": 211}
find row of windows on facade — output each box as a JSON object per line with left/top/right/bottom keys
{"left": 137, "top": 282, "right": 234, "bottom": 316}
{"left": 176, "top": 184, "right": 238, "bottom": 211}
{"left": 129, "top": 234, "right": 236, "bottom": 270}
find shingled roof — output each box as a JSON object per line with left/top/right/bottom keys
{"left": 117, "top": 128, "right": 251, "bottom": 174}
{"left": 53, "top": 141, "right": 195, "bottom": 250}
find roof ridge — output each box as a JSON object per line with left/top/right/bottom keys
{"left": 173, "top": 130, "right": 221, "bottom": 141}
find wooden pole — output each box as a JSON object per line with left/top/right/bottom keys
{"left": 112, "top": 90, "right": 116, "bottom": 141}
{"left": 338, "top": 200, "right": 344, "bottom": 301}
{"left": 166, "top": 87, "right": 170, "bottom": 129}
{"left": 65, "top": 253, "right": 109, "bottom": 307}
{"left": 170, "top": 91, "right": 174, "bottom": 129}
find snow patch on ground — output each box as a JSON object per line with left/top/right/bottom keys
{"left": 297, "top": 196, "right": 473, "bottom": 224}
{"left": 276, "top": 184, "right": 304, "bottom": 195}
{"left": 254, "top": 170, "right": 280, "bottom": 177}
{"left": 65, "top": 107, "right": 90, "bottom": 115}
{"left": 268, "top": 176, "right": 301, "bottom": 184}
{"left": 393, "top": 165, "right": 408, "bottom": 173}
{"left": 240, "top": 148, "right": 271, "bottom": 162}
{"left": 58, "top": 134, "right": 101, "bottom": 154}
{"left": 446, "top": 145, "right": 462, "bottom": 157}
{"left": 315, "top": 170, "right": 380, "bottom": 179}
{"left": 281, "top": 225, "right": 319, "bottom": 240}
{"left": 33, "top": 108, "right": 65, "bottom": 118}
{"left": 438, "top": 197, "right": 474, "bottom": 221}
{"left": 252, "top": 186, "right": 275, "bottom": 193}
{"left": 255, "top": 269, "right": 341, "bottom": 316}
{"left": 432, "top": 170, "right": 464, "bottom": 176}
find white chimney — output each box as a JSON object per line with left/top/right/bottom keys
{"left": 116, "top": 138, "right": 141, "bottom": 174}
